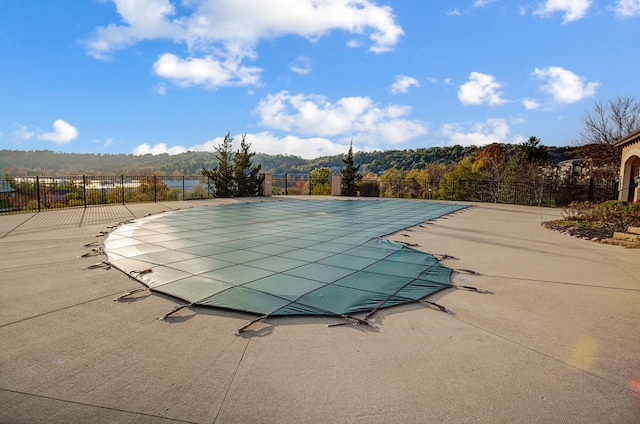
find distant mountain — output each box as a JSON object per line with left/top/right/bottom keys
{"left": 1, "top": 145, "right": 582, "bottom": 176}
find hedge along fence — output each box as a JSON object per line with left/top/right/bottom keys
{"left": 377, "top": 178, "right": 618, "bottom": 207}
{"left": 0, "top": 175, "right": 214, "bottom": 214}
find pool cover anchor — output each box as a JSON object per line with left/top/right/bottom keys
{"left": 81, "top": 247, "right": 104, "bottom": 257}
{"left": 327, "top": 314, "right": 376, "bottom": 329}
{"left": 433, "top": 254, "right": 458, "bottom": 261}
{"left": 453, "top": 268, "right": 481, "bottom": 275}
{"left": 453, "top": 284, "right": 493, "bottom": 294}
{"left": 420, "top": 300, "right": 453, "bottom": 314}
{"left": 113, "top": 288, "right": 148, "bottom": 301}
{"left": 396, "top": 241, "right": 419, "bottom": 247}
{"left": 128, "top": 268, "right": 153, "bottom": 277}
{"left": 235, "top": 315, "right": 269, "bottom": 335}
{"left": 158, "top": 303, "right": 194, "bottom": 320}
{"left": 86, "top": 261, "right": 111, "bottom": 270}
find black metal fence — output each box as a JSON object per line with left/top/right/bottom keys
{"left": 0, "top": 174, "right": 621, "bottom": 215}
{"left": 378, "top": 178, "right": 618, "bottom": 207}
{"left": 269, "top": 173, "right": 618, "bottom": 206}
{"left": 0, "top": 175, "right": 214, "bottom": 214}
{"left": 271, "top": 173, "right": 311, "bottom": 195}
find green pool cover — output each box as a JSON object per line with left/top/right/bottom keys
{"left": 105, "top": 199, "right": 466, "bottom": 324}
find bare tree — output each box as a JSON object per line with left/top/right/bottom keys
{"left": 577, "top": 95, "right": 640, "bottom": 179}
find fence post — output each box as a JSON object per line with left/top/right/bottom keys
{"left": 153, "top": 175, "right": 157, "bottom": 202}
{"left": 121, "top": 175, "right": 125, "bottom": 205}
{"left": 285, "top": 172, "right": 288, "bottom": 195}
{"left": 36, "top": 176, "right": 41, "bottom": 212}
{"left": 82, "top": 175, "right": 87, "bottom": 208}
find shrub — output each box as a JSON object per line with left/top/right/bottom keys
{"left": 560, "top": 200, "right": 640, "bottom": 232}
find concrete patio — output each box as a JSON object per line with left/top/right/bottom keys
{"left": 1, "top": 198, "right": 639, "bottom": 423}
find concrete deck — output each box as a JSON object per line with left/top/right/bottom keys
{"left": 1, "top": 198, "right": 639, "bottom": 423}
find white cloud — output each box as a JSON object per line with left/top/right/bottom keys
{"left": 12, "top": 124, "right": 35, "bottom": 141}
{"left": 473, "top": 0, "right": 499, "bottom": 7}
{"left": 92, "top": 137, "right": 114, "bottom": 148}
{"left": 289, "top": 56, "right": 312, "bottom": 75}
{"left": 37, "top": 120, "right": 79, "bottom": 145}
{"left": 533, "top": 66, "right": 599, "bottom": 104}
{"left": 132, "top": 142, "right": 187, "bottom": 155}
{"left": 132, "top": 132, "right": 349, "bottom": 159}
{"left": 458, "top": 72, "right": 508, "bottom": 106}
{"left": 152, "top": 53, "right": 262, "bottom": 89}
{"left": 131, "top": 90, "right": 428, "bottom": 159}
{"left": 533, "top": 0, "right": 592, "bottom": 23}
{"left": 440, "top": 118, "right": 523, "bottom": 147}
{"left": 85, "top": 0, "right": 403, "bottom": 89}
{"left": 614, "top": 0, "right": 640, "bottom": 16}
{"left": 231, "top": 132, "right": 348, "bottom": 158}
{"left": 390, "top": 75, "right": 420, "bottom": 95}
{"left": 346, "top": 39, "right": 362, "bottom": 48}
{"left": 255, "top": 91, "right": 427, "bottom": 146}
{"left": 523, "top": 98, "right": 540, "bottom": 110}
{"left": 154, "top": 83, "right": 168, "bottom": 95}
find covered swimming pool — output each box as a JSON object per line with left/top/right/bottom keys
{"left": 104, "top": 199, "right": 466, "bottom": 330}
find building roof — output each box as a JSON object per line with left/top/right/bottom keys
{"left": 615, "top": 128, "right": 640, "bottom": 148}
{"left": 556, "top": 158, "right": 585, "bottom": 166}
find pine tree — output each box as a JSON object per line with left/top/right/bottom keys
{"left": 202, "top": 133, "right": 235, "bottom": 198}
{"left": 233, "top": 134, "right": 263, "bottom": 197}
{"left": 341, "top": 142, "right": 361, "bottom": 196}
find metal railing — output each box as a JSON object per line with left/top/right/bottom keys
{"left": 0, "top": 175, "right": 214, "bottom": 214}
{"left": 271, "top": 173, "right": 311, "bottom": 195}
{"left": 0, "top": 174, "right": 621, "bottom": 215}
{"left": 377, "top": 178, "right": 619, "bottom": 207}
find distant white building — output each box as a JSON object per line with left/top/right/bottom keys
{"left": 555, "top": 158, "right": 586, "bottom": 181}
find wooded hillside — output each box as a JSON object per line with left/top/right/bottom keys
{"left": 1, "top": 145, "right": 582, "bottom": 176}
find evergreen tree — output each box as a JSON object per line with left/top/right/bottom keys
{"left": 515, "top": 136, "right": 550, "bottom": 165}
{"left": 340, "top": 142, "right": 361, "bottom": 196}
{"left": 507, "top": 136, "right": 550, "bottom": 184}
{"left": 233, "top": 134, "right": 263, "bottom": 197}
{"left": 202, "top": 133, "right": 235, "bottom": 198}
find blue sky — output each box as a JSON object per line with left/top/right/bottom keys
{"left": 1, "top": 0, "right": 639, "bottom": 159}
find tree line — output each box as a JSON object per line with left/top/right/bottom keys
{"left": 1, "top": 144, "right": 582, "bottom": 177}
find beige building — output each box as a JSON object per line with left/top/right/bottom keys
{"left": 616, "top": 128, "right": 640, "bottom": 202}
